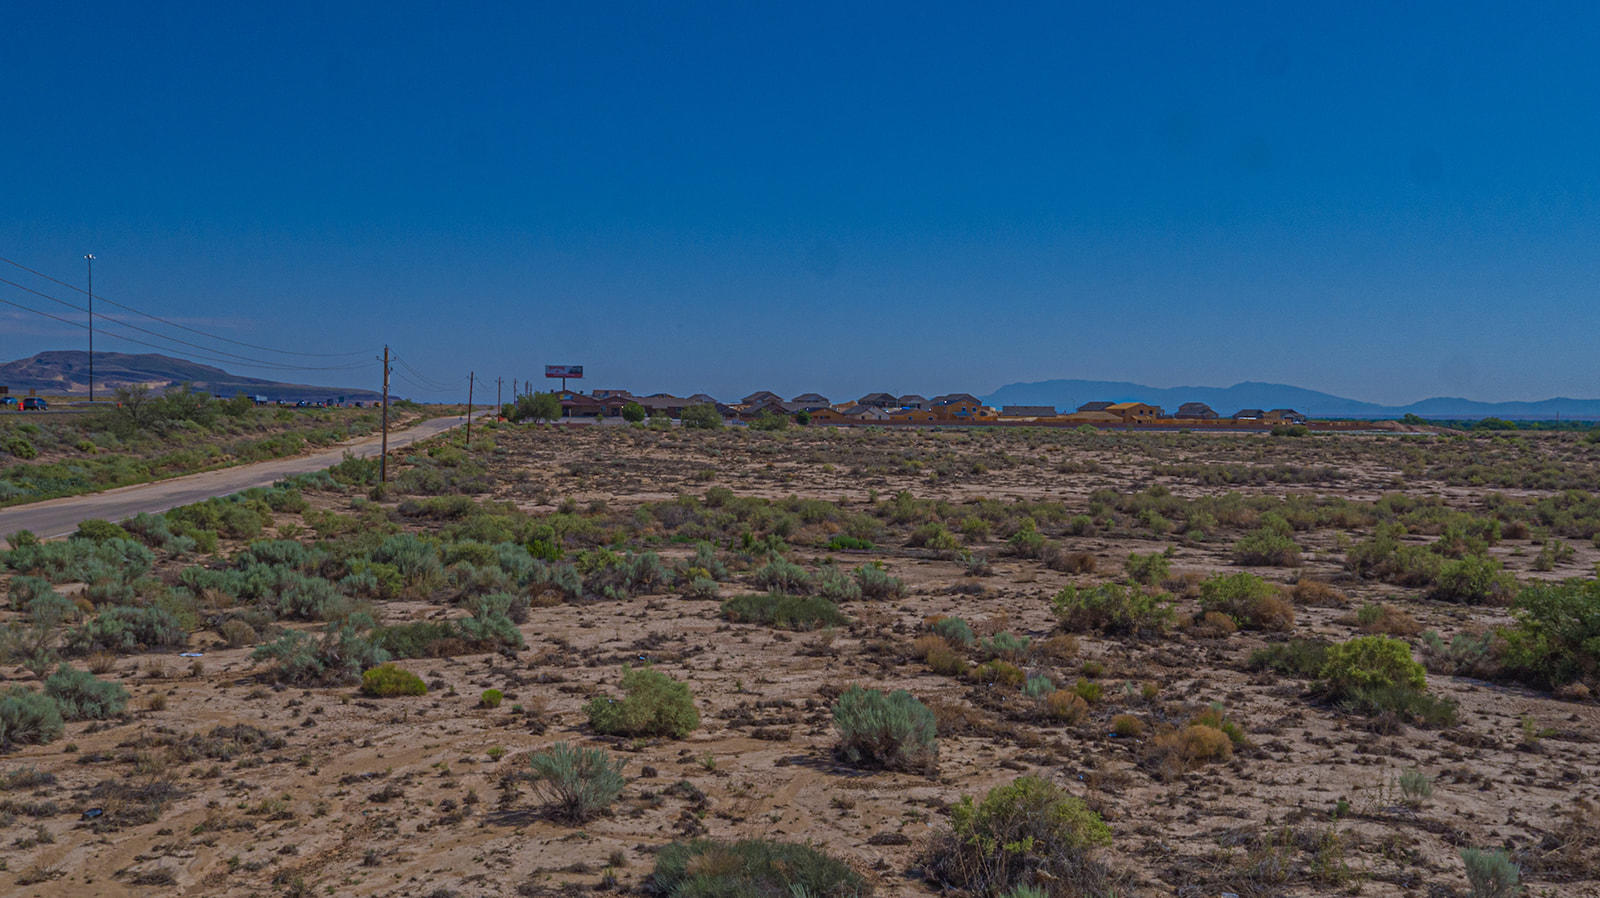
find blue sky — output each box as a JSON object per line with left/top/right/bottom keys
{"left": 4, "top": 2, "right": 1598, "bottom": 403}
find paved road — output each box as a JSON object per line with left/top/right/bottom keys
{"left": 0, "top": 414, "right": 480, "bottom": 545}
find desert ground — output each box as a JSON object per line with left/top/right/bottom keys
{"left": 2, "top": 421, "right": 1598, "bottom": 897}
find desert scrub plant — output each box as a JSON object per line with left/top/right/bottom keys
{"left": 1005, "top": 518, "right": 1047, "bottom": 558}
{"left": 1110, "top": 713, "right": 1145, "bottom": 738}
{"left": 1124, "top": 550, "right": 1171, "bottom": 586}
{"left": 0, "top": 687, "right": 64, "bottom": 750}
{"left": 66, "top": 606, "right": 187, "bottom": 654}
{"left": 527, "top": 742, "right": 626, "bottom": 823}
{"left": 1497, "top": 577, "right": 1600, "bottom": 691}
{"left": 1398, "top": 768, "right": 1433, "bottom": 807}
{"left": 251, "top": 623, "right": 389, "bottom": 685}
{"left": 854, "top": 563, "right": 905, "bottom": 599}
{"left": 751, "top": 557, "right": 812, "bottom": 594}
{"left": 584, "top": 665, "right": 699, "bottom": 739}
{"left": 925, "top": 775, "right": 1112, "bottom": 897}
{"left": 914, "top": 634, "right": 968, "bottom": 676}
{"left": 1291, "top": 578, "right": 1349, "bottom": 606}
{"left": 832, "top": 685, "right": 938, "bottom": 773}
{"left": 360, "top": 664, "right": 427, "bottom": 697}
{"left": 1022, "top": 674, "right": 1055, "bottom": 699}
{"left": 1233, "top": 518, "right": 1301, "bottom": 566}
{"left": 1248, "top": 639, "right": 1330, "bottom": 678}
{"left": 1046, "top": 690, "right": 1089, "bottom": 722}
{"left": 1197, "top": 572, "right": 1294, "bottom": 631}
{"left": 1460, "top": 847, "right": 1520, "bottom": 898}
{"left": 812, "top": 565, "right": 863, "bottom": 602}
{"left": 982, "top": 631, "right": 1030, "bottom": 662}
{"left": 1429, "top": 554, "right": 1516, "bottom": 605}
{"left": 43, "top": 665, "right": 128, "bottom": 720}
{"left": 1320, "top": 635, "right": 1457, "bottom": 726}
{"left": 971, "top": 660, "right": 1026, "bottom": 689}
{"left": 931, "top": 615, "right": 976, "bottom": 647}
{"left": 720, "top": 593, "right": 844, "bottom": 630}
{"left": 650, "top": 838, "right": 868, "bottom": 897}
{"left": 480, "top": 688, "right": 503, "bottom": 708}
{"left": 1052, "top": 583, "right": 1173, "bottom": 638}
{"left": 1146, "top": 723, "right": 1233, "bottom": 775}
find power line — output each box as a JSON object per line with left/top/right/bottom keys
{"left": 0, "top": 275, "right": 370, "bottom": 372}
{"left": 0, "top": 255, "right": 375, "bottom": 358}
{"left": 392, "top": 355, "right": 460, "bottom": 391}
{"left": 0, "top": 289, "right": 372, "bottom": 373}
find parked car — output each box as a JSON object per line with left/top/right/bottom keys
{"left": 21, "top": 397, "right": 48, "bottom": 410}
{"left": 0, "top": 397, "right": 16, "bottom": 407}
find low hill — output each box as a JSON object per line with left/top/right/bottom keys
{"left": 0, "top": 351, "right": 383, "bottom": 403}
{"left": 983, "top": 378, "right": 1600, "bottom": 420}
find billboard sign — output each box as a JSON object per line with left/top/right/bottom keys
{"left": 545, "top": 365, "right": 584, "bottom": 379}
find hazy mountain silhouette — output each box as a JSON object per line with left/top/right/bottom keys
{"left": 0, "top": 351, "right": 382, "bottom": 402}
{"left": 983, "top": 379, "right": 1600, "bottom": 420}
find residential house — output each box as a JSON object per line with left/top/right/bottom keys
{"left": 637, "top": 395, "right": 690, "bottom": 418}
{"left": 897, "top": 394, "right": 928, "bottom": 409}
{"left": 1106, "top": 402, "right": 1163, "bottom": 423}
{"left": 737, "top": 398, "right": 792, "bottom": 421}
{"left": 1264, "top": 409, "right": 1307, "bottom": 424}
{"left": 1174, "top": 402, "right": 1219, "bottom": 420}
{"left": 791, "top": 392, "right": 830, "bottom": 406}
{"left": 1233, "top": 409, "right": 1265, "bottom": 421}
{"left": 1076, "top": 401, "right": 1114, "bottom": 413}
{"left": 932, "top": 393, "right": 982, "bottom": 407}
{"left": 1060, "top": 410, "right": 1122, "bottom": 425}
{"left": 842, "top": 405, "right": 891, "bottom": 422}
{"left": 934, "top": 401, "right": 998, "bottom": 422}
{"left": 591, "top": 389, "right": 634, "bottom": 400}
{"left": 889, "top": 408, "right": 938, "bottom": 423}
{"left": 857, "top": 392, "right": 899, "bottom": 408}
{"left": 686, "top": 393, "right": 719, "bottom": 405}
{"left": 808, "top": 408, "right": 851, "bottom": 425}
{"left": 741, "top": 391, "right": 783, "bottom": 406}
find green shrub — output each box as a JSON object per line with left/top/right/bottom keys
{"left": 67, "top": 606, "right": 187, "bottom": 654}
{"left": 932, "top": 616, "right": 975, "bottom": 647}
{"left": 1498, "top": 577, "right": 1600, "bottom": 690}
{"left": 1460, "top": 847, "right": 1521, "bottom": 898}
{"left": 371, "top": 620, "right": 461, "bottom": 658}
{"left": 832, "top": 685, "right": 938, "bottom": 773}
{"left": 1320, "top": 636, "right": 1426, "bottom": 697}
{"left": 480, "top": 688, "right": 503, "bottom": 708}
{"left": 1233, "top": 520, "right": 1301, "bottom": 566}
{"left": 1023, "top": 675, "right": 1055, "bottom": 699}
{"left": 813, "top": 566, "right": 863, "bottom": 602}
{"left": 1006, "top": 520, "right": 1046, "bottom": 558}
{"left": 621, "top": 401, "right": 646, "bottom": 423}
{"left": 720, "top": 593, "right": 843, "bottom": 630}
{"left": 73, "top": 519, "right": 132, "bottom": 543}
{"left": 1198, "top": 572, "right": 1294, "bottom": 631}
{"left": 1052, "top": 583, "right": 1173, "bottom": 638}
{"left": 361, "top": 663, "right": 427, "bottom": 697}
{"left": 584, "top": 665, "right": 699, "bottom": 738}
{"left": 752, "top": 558, "right": 812, "bottom": 594}
{"left": 1247, "top": 639, "right": 1330, "bottom": 678}
{"left": 0, "top": 687, "right": 64, "bottom": 749}
{"left": 854, "top": 563, "right": 904, "bottom": 599}
{"left": 1430, "top": 555, "right": 1516, "bottom": 604}
{"left": 252, "top": 624, "right": 389, "bottom": 685}
{"left": 971, "top": 660, "right": 1026, "bottom": 689}
{"left": 44, "top": 664, "right": 128, "bottom": 720}
{"left": 651, "top": 838, "right": 868, "bottom": 897}
{"left": 5, "top": 434, "right": 38, "bottom": 459}
{"left": 926, "top": 775, "right": 1112, "bottom": 897}
{"left": 983, "top": 631, "right": 1031, "bottom": 661}
{"left": 828, "top": 535, "right": 873, "bottom": 551}
{"left": 1124, "top": 550, "right": 1170, "bottom": 586}
{"left": 528, "top": 741, "right": 626, "bottom": 823}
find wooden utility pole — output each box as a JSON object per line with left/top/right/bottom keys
{"left": 465, "top": 371, "right": 475, "bottom": 446}
{"left": 496, "top": 377, "right": 502, "bottom": 414}
{"left": 512, "top": 378, "right": 518, "bottom": 398}
{"left": 380, "top": 346, "right": 391, "bottom": 483}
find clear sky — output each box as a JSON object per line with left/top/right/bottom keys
{"left": 4, "top": 2, "right": 1599, "bottom": 404}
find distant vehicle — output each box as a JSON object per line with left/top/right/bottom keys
{"left": 1, "top": 397, "right": 16, "bottom": 407}
{"left": 21, "top": 397, "right": 48, "bottom": 410}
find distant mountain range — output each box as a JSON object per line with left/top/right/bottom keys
{"left": 982, "top": 379, "right": 1600, "bottom": 421}
{"left": 0, "top": 351, "right": 383, "bottom": 403}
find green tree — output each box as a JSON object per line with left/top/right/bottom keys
{"left": 506, "top": 392, "right": 563, "bottom": 423}
{"left": 680, "top": 404, "right": 723, "bottom": 430}
{"left": 621, "top": 401, "right": 646, "bottom": 423}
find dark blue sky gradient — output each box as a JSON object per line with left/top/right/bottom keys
{"left": 4, "top": 2, "right": 1598, "bottom": 402}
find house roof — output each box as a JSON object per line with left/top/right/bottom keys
{"left": 741, "top": 391, "right": 782, "bottom": 404}
{"left": 932, "top": 393, "right": 980, "bottom": 405}
{"left": 687, "top": 393, "right": 717, "bottom": 404}
{"left": 1107, "top": 401, "right": 1154, "bottom": 411}
{"left": 1234, "top": 408, "right": 1265, "bottom": 417}
{"left": 1076, "top": 401, "right": 1113, "bottom": 412}
{"left": 1267, "top": 408, "right": 1302, "bottom": 416}
{"left": 858, "top": 392, "right": 897, "bottom": 403}
{"left": 897, "top": 394, "right": 927, "bottom": 402}
{"left": 791, "top": 392, "right": 829, "bottom": 403}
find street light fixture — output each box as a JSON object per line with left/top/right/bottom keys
{"left": 84, "top": 254, "right": 95, "bottom": 402}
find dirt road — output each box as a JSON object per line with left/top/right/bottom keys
{"left": 0, "top": 413, "right": 479, "bottom": 545}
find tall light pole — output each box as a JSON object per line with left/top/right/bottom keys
{"left": 84, "top": 254, "right": 95, "bottom": 402}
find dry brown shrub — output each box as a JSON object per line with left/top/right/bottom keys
{"left": 1188, "top": 611, "right": 1238, "bottom": 637}
{"left": 86, "top": 651, "right": 118, "bottom": 675}
{"left": 1110, "top": 713, "right": 1146, "bottom": 737}
{"left": 1035, "top": 634, "right": 1080, "bottom": 663}
{"left": 1291, "top": 579, "right": 1349, "bottom": 606}
{"left": 1148, "top": 724, "right": 1233, "bottom": 776}
{"left": 1253, "top": 594, "right": 1296, "bottom": 632}
{"left": 912, "top": 633, "right": 950, "bottom": 659}
{"left": 1164, "top": 571, "right": 1206, "bottom": 600}
{"left": 1353, "top": 602, "right": 1421, "bottom": 637}
{"left": 1046, "top": 691, "right": 1089, "bottom": 723}
{"left": 1046, "top": 548, "right": 1097, "bottom": 574}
